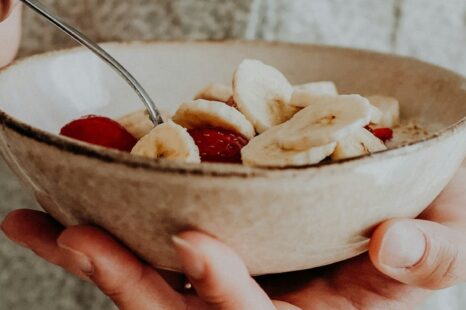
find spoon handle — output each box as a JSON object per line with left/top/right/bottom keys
{"left": 19, "top": 0, "right": 164, "bottom": 126}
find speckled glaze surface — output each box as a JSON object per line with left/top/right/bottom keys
{"left": 0, "top": 41, "right": 465, "bottom": 275}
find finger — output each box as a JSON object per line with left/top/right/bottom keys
{"left": 1, "top": 210, "right": 187, "bottom": 295}
{"left": 1, "top": 209, "right": 96, "bottom": 280}
{"left": 1, "top": 209, "right": 63, "bottom": 260}
{"left": 0, "top": 0, "right": 19, "bottom": 21}
{"left": 272, "top": 301, "right": 302, "bottom": 310}
{"left": 0, "top": 209, "right": 88, "bottom": 278}
{"left": 370, "top": 219, "right": 466, "bottom": 289}
{"left": 57, "top": 226, "right": 184, "bottom": 310}
{"left": 173, "top": 231, "right": 276, "bottom": 310}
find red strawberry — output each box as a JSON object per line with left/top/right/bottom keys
{"left": 370, "top": 127, "right": 394, "bottom": 142}
{"left": 188, "top": 128, "right": 248, "bottom": 163}
{"left": 60, "top": 115, "right": 137, "bottom": 152}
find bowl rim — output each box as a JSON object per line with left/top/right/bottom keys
{"left": 0, "top": 40, "right": 465, "bottom": 178}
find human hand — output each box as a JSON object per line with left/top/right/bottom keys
{"left": 1, "top": 211, "right": 281, "bottom": 309}
{"left": 1, "top": 164, "right": 465, "bottom": 309}
{"left": 369, "top": 162, "right": 466, "bottom": 290}
{"left": 255, "top": 163, "right": 466, "bottom": 309}
{"left": 0, "top": 0, "right": 21, "bottom": 67}
{"left": 0, "top": 0, "right": 18, "bottom": 21}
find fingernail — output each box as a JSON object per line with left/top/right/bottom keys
{"left": 58, "top": 243, "right": 94, "bottom": 275}
{"left": 172, "top": 235, "right": 205, "bottom": 280}
{"left": 380, "top": 222, "right": 426, "bottom": 268}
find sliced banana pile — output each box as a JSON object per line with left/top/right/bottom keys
{"left": 121, "top": 59, "right": 400, "bottom": 167}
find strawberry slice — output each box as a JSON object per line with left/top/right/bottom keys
{"left": 60, "top": 115, "right": 138, "bottom": 152}
{"left": 188, "top": 128, "right": 248, "bottom": 163}
{"left": 369, "top": 127, "right": 394, "bottom": 142}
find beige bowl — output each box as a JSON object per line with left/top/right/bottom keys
{"left": 0, "top": 41, "right": 465, "bottom": 275}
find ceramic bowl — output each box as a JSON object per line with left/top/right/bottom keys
{"left": 0, "top": 41, "right": 465, "bottom": 275}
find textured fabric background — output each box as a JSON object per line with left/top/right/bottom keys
{"left": 1, "top": 0, "right": 466, "bottom": 309}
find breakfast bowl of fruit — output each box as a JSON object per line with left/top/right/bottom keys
{"left": 0, "top": 41, "right": 465, "bottom": 275}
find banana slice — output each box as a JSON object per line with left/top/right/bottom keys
{"left": 369, "top": 104, "right": 384, "bottom": 125}
{"left": 131, "top": 120, "right": 200, "bottom": 163}
{"left": 233, "top": 59, "right": 298, "bottom": 133}
{"left": 331, "top": 128, "right": 387, "bottom": 161}
{"left": 292, "top": 81, "right": 338, "bottom": 106}
{"left": 291, "top": 90, "right": 382, "bottom": 124}
{"left": 241, "top": 125, "right": 337, "bottom": 167}
{"left": 367, "top": 95, "right": 400, "bottom": 127}
{"left": 118, "top": 109, "right": 171, "bottom": 139}
{"left": 294, "top": 81, "right": 339, "bottom": 94}
{"left": 194, "top": 83, "right": 233, "bottom": 103}
{"left": 276, "top": 95, "right": 373, "bottom": 151}
{"left": 172, "top": 99, "right": 255, "bottom": 140}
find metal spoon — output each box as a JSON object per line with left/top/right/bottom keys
{"left": 19, "top": 0, "right": 164, "bottom": 126}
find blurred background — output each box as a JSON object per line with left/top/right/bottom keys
{"left": 1, "top": 0, "right": 466, "bottom": 309}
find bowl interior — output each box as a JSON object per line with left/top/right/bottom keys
{"left": 0, "top": 41, "right": 465, "bottom": 138}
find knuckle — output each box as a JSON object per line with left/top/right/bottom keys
{"left": 100, "top": 265, "right": 146, "bottom": 301}
{"left": 419, "top": 245, "right": 460, "bottom": 289}
{"left": 197, "top": 284, "right": 229, "bottom": 307}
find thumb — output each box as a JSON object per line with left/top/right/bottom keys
{"left": 173, "top": 231, "right": 276, "bottom": 310}
{"left": 369, "top": 219, "right": 466, "bottom": 289}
